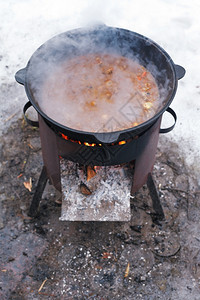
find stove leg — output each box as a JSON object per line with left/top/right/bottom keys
{"left": 28, "top": 166, "right": 48, "bottom": 217}
{"left": 147, "top": 173, "right": 165, "bottom": 221}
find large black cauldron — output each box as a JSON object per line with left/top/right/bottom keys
{"left": 15, "top": 25, "right": 185, "bottom": 144}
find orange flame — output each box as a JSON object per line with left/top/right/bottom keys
{"left": 118, "top": 140, "right": 126, "bottom": 145}
{"left": 60, "top": 132, "right": 128, "bottom": 147}
{"left": 84, "top": 142, "right": 96, "bottom": 147}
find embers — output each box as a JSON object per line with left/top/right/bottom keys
{"left": 75, "top": 163, "right": 134, "bottom": 196}
{"left": 59, "top": 132, "right": 138, "bottom": 147}
{"left": 60, "top": 160, "right": 133, "bottom": 221}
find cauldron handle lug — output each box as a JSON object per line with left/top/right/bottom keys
{"left": 159, "top": 107, "right": 177, "bottom": 134}
{"left": 174, "top": 65, "right": 186, "bottom": 80}
{"left": 23, "top": 101, "right": 39, "bottom": 128}
{"left": 15, "top": 68, "right": 26, "bottom": 85}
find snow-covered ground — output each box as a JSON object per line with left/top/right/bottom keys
{"left": 0, "top": 0, "right": 199, "bottom": 180}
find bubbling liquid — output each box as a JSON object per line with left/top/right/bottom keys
{"left": 38, "top": 53, "right": 160, "bottom": 132}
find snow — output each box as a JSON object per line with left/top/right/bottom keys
{"left": 0, "top": 0, "right": 199, "bottom": 180}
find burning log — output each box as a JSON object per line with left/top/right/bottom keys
{"left": 86, "top": 166, "right": 97, "bottom": 181}
{"left": 80, "top": 182, "right": 92, "bottom": 195}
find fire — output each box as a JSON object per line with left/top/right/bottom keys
{"left": 87, "top": 166, "right": 97, "bottom": 181}
{"left": 60, "top": 132, "right": 128, "bottom": 147}
{"left": 118, "top": 140, "right": 126, "bottom": 145}
{"left": 61, "top": 133, "right": 81, "bottom": 144}
{"left": 84, "top": 142, "right": 96, "bottom": 147}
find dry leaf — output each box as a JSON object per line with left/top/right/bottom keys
{"left": 23, "top": 178, "right": 32, "bottom": 192}
{"left": 38, "top": 278, "right": 48, "bottom": 292}
{"left": 124, "top": 262, "right": 130, "bottom": 278}
{"left": 87, "top": 166, "right": 97, "bottom": 181}
{"left": 5, "top": 113, "right": 16, "bottom": 122}
{"left": 28, "top": 143, "right": 34, "bottom": 149}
